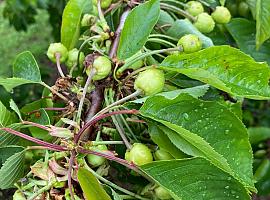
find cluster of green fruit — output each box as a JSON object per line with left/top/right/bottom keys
{"left": 185, "top": 1, "right": 231, "bottom": 33}
{"left": 226, "top": 0, "right": 250, "bottom": 18}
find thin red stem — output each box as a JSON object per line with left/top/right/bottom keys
{"left": 0, "top": 128, "right": 67, "bottom": 151}
{"left": 74, "top": 109, "right": 139, "bottom": 143}
{"left": 77, "top": 147, "right": 138, "bottom": 172}
{"left": 27, "top": 107, "right": 67, "bottom": 115}
{"left": 68, "top": 150, "right": 76, "bottom": 200}
{"left": 22, "top": 121, "right": 50, "bottom": 131}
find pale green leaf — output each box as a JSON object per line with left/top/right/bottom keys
{"left": 141, "top": 158, "right": 251, "bottom": 200}
{"left": 117, "top": 0, "right": 160, "bottom": 60}
{"left": 140, "top": 94, "right": 254, "bottom": 190}
{"left": 77, "top": 168, "right": 112, "bottom": 200}
{"left": 61, "top": 0, "right": 92, "bottom": 50}
{"left": 9, "top": 99, "right": 22, "bottom": 121}
{"left": 160, "top": 45, "right": 270, "bottom": 100}
{"left": 0, "top": 101, "right": 17, "bottom": 128}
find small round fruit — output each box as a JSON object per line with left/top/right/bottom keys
{"left": 226, "top": 3, "right": 238, "bottom": 16}
{"left": 47, "top": 43, "right": 68, "bottom": 63}
{"left": 81, "top": 14, "right": 96, "bottom": 27}
{"left": 13, "top": 190, "right": 26, "bottom": 200}
{"left": 177, "top": 34, "right": 202, "bottom": 53}
{"left": 87, "top": 56, "right": 112, "bottom": 80}
{"left": 92, "top": 0, "right": 112, "bottom": 9}
{"left": 154, "top": 186, "right": 171, "bottom": 200}
{"left": 87, "top": 145, "right": 107, "bottom": 167}
{"left": 154, "top": 149, "right": 174, "bottom": 160}
{"left": 238, "top": 2, "right": 250, "bottom": 18}
{"left": 211, "top": 6, "right": 231, "bottom": 24}
{"left": 134, "top": 69, "right": 165, "bottom": 96}
{"left": 194, "top": 12, "right": 215, "bottom": 33}
{"left": 185, "top": 1, "right": 204, "bottom": 17}
{"left": 126, "top": 143, "right": 153, "bottom": 166}
{"left": 66, "top": 48, "right": 85, "bottom": 69}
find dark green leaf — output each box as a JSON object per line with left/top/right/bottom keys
{"left": 226, "top": 18, "right": 270, "bottom": 65}
{"left": 61, "top": 0, "right": 92, "bottom": 50}
{"left": 167, "top": 19, "right": 214, "bottom": 48}
{"left": 140, "top": 94, "right": 254, "bottom": 190}
{"left": 0, "top": 145, "right": 24, "bottom": 166}
{"left": 77, "top": 168, "right": 112, "bottom": 200}
{"left": 141, "top": 158, "right": 251, "bottom": 200}
{"left": 117, "top": 0, "right": 160, "bottom": 60}
{"left": 248, "top": 127, "right": 270, "bottom": 145}
{"left": 255, "top": 0, "right": 270, "bottom": 49}
{"left": 0, "top": 124, "right": 23, "bottom": 147}
{"left": 160, "top": 45, "right": 270, "bottom": 100}
{"left": 0, "top": 150, "right": 25, "bottom": 189}
{"left": 0, "top": 77, "right": 40, "bottom": 92}
{"left": 0, "top": 100, "right": 17, "bottom": 128}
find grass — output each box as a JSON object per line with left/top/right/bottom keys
{"left": 0, "top": 3, "right": 53, "bottom": 77}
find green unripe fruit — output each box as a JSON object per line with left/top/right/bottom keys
{"left": 154, "top": 186, "right": 171, "bottom": 200}
{"left": 87, "top": 145, "right": 107, "bottom": 167}
{"left": 226, "top": 3, "right": 238, "bottom": 16}
{"left": 125, "top": 143, "right": 153, "bottom": 166}
{"left": 238, "top": 2, "right": 250, "bottom": 18}
{"left": 211, "top": 6, "right": 231, "bottom": 24}
{"left": 47, "top": 43, "right": 68, "bottom": 63}
{"left": 66, "top": 48, "right": 85, "bottom": 69}
{"left": 154, "top": 149, "right": 174, "bottom": 161}
{"left": 81, "top": 14, "right": 97, "bottom": 27}
{"left": 185, "top": 1, "right": 204, "bottom": 17}
{"left": 92, "top": 0, "right": 112, "bottom": 9}
{"left": 86, "top": 56, "right": 112, "bottom": 80}
{"left": 177, "top": 34, "right": 202, "bottom": 53}
{"left": 13, "top": 190, "right": 26, "bottom": 200}
{"left": 134, "top": 69, "right": 165, "bottom": 96}
{"left": 194, "top": 13, "right": 215, "bottom": 33}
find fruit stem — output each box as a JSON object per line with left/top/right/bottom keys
{"left": 92, "top": 140, "right": 124, "bottom": 145}
{"left": 41, "top": 82, "right": 69, "bottom": 102}
{"left": 160, "top": 3, "right": 196, "bottom": 22}
{"left": 27, "top": 107, "right": 67, "bottom": 115}
{"left": 28, "top": 182, "right": 54, "bottom": 200}
{"left": 109, "top": 8, "right": 131, "bottom": 58}
{"left": 0, "top": 127, "right": 67, "bottom": 151}
{"left": 117, "top": 47, "right": 182, "bottom": 75}
{"left": 147, "top": 38, "right": 176, "bottom": 47}
{"left": 82, "top": 158, "right": 151, "bottom": 200}
{"left": 122, "top": 66, "right": 155, "bottom": 84}
{"left": 96, "top": 90, "right": 142, "bottom": 116}
{"left": 150, "top": 34, "right": 178, "bottom": 41}
{"left": 55, "top": 53, "right": 65, "bottom": 78}
{"left": 76, "top": 68, "right": 96, "bottom": 124}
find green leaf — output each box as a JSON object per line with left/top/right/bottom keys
{"left": 0, "top": 145, "right": 24, "bottom": 166}
{"left": 0, "top": 124, "right": 23, "bottom": 147}
{"left": 246, "top": 0, "right": 256, "bottom": 19}
{"left": 21, "top": 98, "right": 53, "bottom": 114}
{"left": 0, "top": 101, "right": 17, "bottom": 128}
{"left": 132, "top": 85, "right": 209, "bottom": 104}
{"left": 13, "top": 51, "right": 41, "bottom": 82}
{"left": 0, "top": 77, "right": 40, "bottom": 92}
{"left": 248, "top": 127, "right": 270, "bottom": 145}
{"left": 148, "top": 123, "right": 188, "bottom": 158}
{"left": 141, "top": 158, "right": 251, "bottom": 200}
{"left": 29, "top": 109, "right": 51, "bottom": 141}
{"left": 9, "top": 99, "right": 22, "bottom": 121}
{"left": 160, "top": 45, "right": 270, "bottom": 100}
{"left": 226, "top": 18, "right": 270, "bottom": 65}
{"left": 117, "top": 0, "right": 160, "bottom": 60}
{"left": 140, "top": 94, "right": 254, "bottom": 190}
{"left": 0, "top": 150, "right": 25, "bottom": 189}
{"left": 255, "top": 0, "right": 270, "bottom": 49}
{"left": 77, "top": 168, "right": 112, "bottom": 200}
{"left": 61, "top": 0, "right": 92, "bottom": 50}
{"left": 167, "top": 19, "right": 213, "bottom": 48}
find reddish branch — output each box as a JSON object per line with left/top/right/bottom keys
{"left": 74, "top": 109, "right": 138, "bottom": 143}
{"left": 0, "top": 128, "right": 67, "bottom": 151}
{"left": 109, "top": 8, "right": 131, "bottom": 58}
